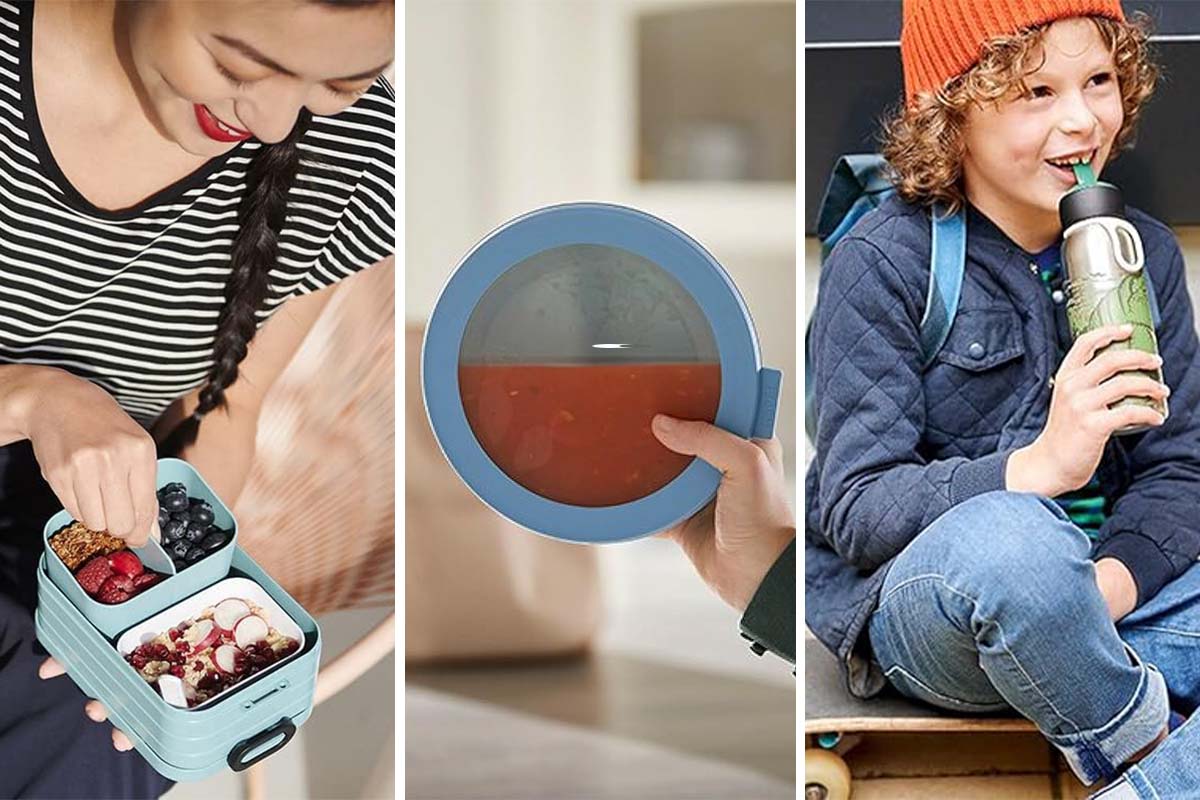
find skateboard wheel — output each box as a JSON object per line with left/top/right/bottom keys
{"left": 816, "top": 731, "right": 842, "bottom": 749}
{"left": 805, "top": 748, "right": 851, "bottom": 800}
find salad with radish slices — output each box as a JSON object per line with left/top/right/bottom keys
{"left": 124, "top": 597, "right": 301, "bottom": 707}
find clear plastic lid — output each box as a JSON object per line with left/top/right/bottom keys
{"left": 458, "top": 243, "right": 721, "bottom": 507}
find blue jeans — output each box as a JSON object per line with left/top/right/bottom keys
{"left": 867, "top": 490, "right": 1200, "bottom": 796}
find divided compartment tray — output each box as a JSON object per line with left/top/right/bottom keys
{"left": 35, "top": 546, "right": 322, "bottom": 781}
{"left": 116, "top": 576, "right": 306, "bottom": 711}
{"left": 42, "top": 458, "right": 237, "bottom": 639}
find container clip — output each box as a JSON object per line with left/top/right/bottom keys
{"left": 752, "top": 368, "right": 783, "bottom": 440}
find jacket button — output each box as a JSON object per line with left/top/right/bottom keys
{"left": 1051, "top": 289, "right": 1065, "bottom": 304}
{"left": 968, "top": 342, "right": 985, "bottom": 359}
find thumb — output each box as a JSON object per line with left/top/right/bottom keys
{"left": 39, "top": 657, "right": 66, "bottom": 680}
{"left": 652, "top": 415, "right": 759, "bottom": 477}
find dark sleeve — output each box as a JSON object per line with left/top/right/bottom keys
{"left": 1093, "top": 236, "right": 1200, "bottom": 607}
{"left": 739, "top": 539, "right": 795, "bottom": 664}
{"left": 811, "top": 237, "right": 1014, "bottom": 572}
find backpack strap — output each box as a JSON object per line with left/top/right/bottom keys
{"left": 919, "top": 204, "right": 966, "bottom": 371}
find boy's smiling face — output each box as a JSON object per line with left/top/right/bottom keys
{"left": 961, "top": 18, "right": 1124, "bottom": 251}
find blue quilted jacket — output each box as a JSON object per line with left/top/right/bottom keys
{"left": 805, "top": 195, "right": 1200, "bottom": 698}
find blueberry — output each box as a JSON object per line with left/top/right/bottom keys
{"left": 157, "top": 507, "right": 170, "bottom": 528}
{"left": 200, "top": 530, "right": 229, "bottom": 552}
{"left": 185, "top": 522, "right": 209, "bottom": 543}
{"left": 157, "top": 482, "right": 186, "bottom": 500}
{"left": 185, "top": 545, "right": 206, "bottom": 563}
{"left": 164, "top": 492, "right": 189, "bottom": 513}
{"left": 172, "top": 557, "right": 189, "bottom": 571}
{"left": 171, "top": 540, "right": 191, "bottom": 560}
{"left": 163, "top": 518, "right": 187, "bottom": 540}
{"left": 191, "top": 504, "right": 215, "bottom": 527}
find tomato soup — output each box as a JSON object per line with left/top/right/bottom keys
{"left": 459, "top": 362, "right": 721, "bottom": 507}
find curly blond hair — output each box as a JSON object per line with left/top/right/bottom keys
{"left": 880, "top": 14, "right": 1159, "bottom": 213}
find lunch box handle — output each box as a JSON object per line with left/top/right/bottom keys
{"left": 227, "top": 717, "right": 297, "bottom": 771}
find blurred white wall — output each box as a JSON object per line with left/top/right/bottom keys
{"left": 407, "top": 0, "right": 797, "bottom": 471}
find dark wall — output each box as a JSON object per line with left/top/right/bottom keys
{"left": 804, "top": 1, "right": 1200, "bottom": 233}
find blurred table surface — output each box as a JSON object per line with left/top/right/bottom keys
{"left": 405, "top": 536, "right": 796, "bottom": 800}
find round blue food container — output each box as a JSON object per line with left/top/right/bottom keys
{"left": 422, "top": 202, "right": 782, "bottom": 543}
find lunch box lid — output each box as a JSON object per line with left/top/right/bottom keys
{"left": 422, "top": 202, "right": 781, "bottom": 543}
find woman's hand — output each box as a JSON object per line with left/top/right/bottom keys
{"left": 1007, "top": 324, "right": 1168, "bottom": 498}
{"left": 8, "top": 367, "right": 159, "bottom": 546}
{"left": 651, "top": 414, "right": 795, "bottom": 612}
{"left": 38, "top": 657, "right": 134, "bottom": 752}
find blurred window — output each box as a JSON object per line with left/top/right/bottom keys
{"left": 637, "top": 2, "right": 796, "bottom": 183}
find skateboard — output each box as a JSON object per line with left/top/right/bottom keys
{"left": 804, "top": 638, "right": 1037, "bottom": 799}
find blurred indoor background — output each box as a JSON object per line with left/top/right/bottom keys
{"left": 407, "top": 0, "right": 796, "bottom": 798}
{"left": 164, "top": 258, "right": 396, "bottom": 800}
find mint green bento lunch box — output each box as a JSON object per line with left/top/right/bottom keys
{"left": 34, "top": 458, "right": 322, "bottom": 781}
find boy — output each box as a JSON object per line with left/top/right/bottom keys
{"left": 806, "top": 1, "right": 1200, "bottom": 795}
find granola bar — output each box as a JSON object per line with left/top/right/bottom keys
{"left": 49, "top": 522, "right": 126, "bottom": 571}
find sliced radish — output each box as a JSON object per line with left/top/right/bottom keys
{"left": 234, "top": 615, "right": 268, "bottom": 649}
{"left": 185, "top": 619, "right": 221, "bottom": 652}
{"left": 214, "top": 645, "right": 243, "bottom": 675}
{"left": 214, "top": 599, "right": 250, "bottom": 632}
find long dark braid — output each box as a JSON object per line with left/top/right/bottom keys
{"left": 158, "top": 110, "right": 312, "bottom": 456}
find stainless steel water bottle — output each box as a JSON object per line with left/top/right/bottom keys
{"left": 1060, "top": 171, "right": 1167, "bottom": 434}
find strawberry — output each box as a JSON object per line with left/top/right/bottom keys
{"left": 132, "top": 572, "right": 162, "bottom": 592}
{"left": 107, "top": 550, "right": 144, "bottom": 578}
{"left": 74, "top": 555, "right": 113, "bottom": 596}
{"left": 96, "top": 574, "right": 134, "bottom": 604}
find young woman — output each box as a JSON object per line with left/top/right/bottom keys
{"left": 807, "top": 1, "right": 1200, "bottom": 795}
{"left": 0, "top": 1, "right": 393, "bottom": 795}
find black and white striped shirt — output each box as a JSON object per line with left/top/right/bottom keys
{"left": 0, "top": 1, "right": 395, "bottom": 426}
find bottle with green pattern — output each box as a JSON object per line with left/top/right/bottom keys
{"left": 1060, "top": 165, "right": 1167, "bottom": 434}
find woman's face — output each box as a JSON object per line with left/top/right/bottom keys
{"left": 961, "top": 18, "right": 1124, "bottom": 244}
{"left": 124, "top": 0, "right": 394, "bottom": 156}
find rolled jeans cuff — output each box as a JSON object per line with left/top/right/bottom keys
{"left": 1044, "top": 643, "right": 1169, "bottom": 786}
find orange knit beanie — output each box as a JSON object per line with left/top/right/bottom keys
{"left": 900, "top": 0, "right": 1125, "bottom": 101}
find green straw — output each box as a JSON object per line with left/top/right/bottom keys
{"left": 1073, "top": 162, "right": 1096, "bottom": 187}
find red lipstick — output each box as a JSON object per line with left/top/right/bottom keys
{"left": 193, "top": 104, "right": 252, "bottom": 143}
